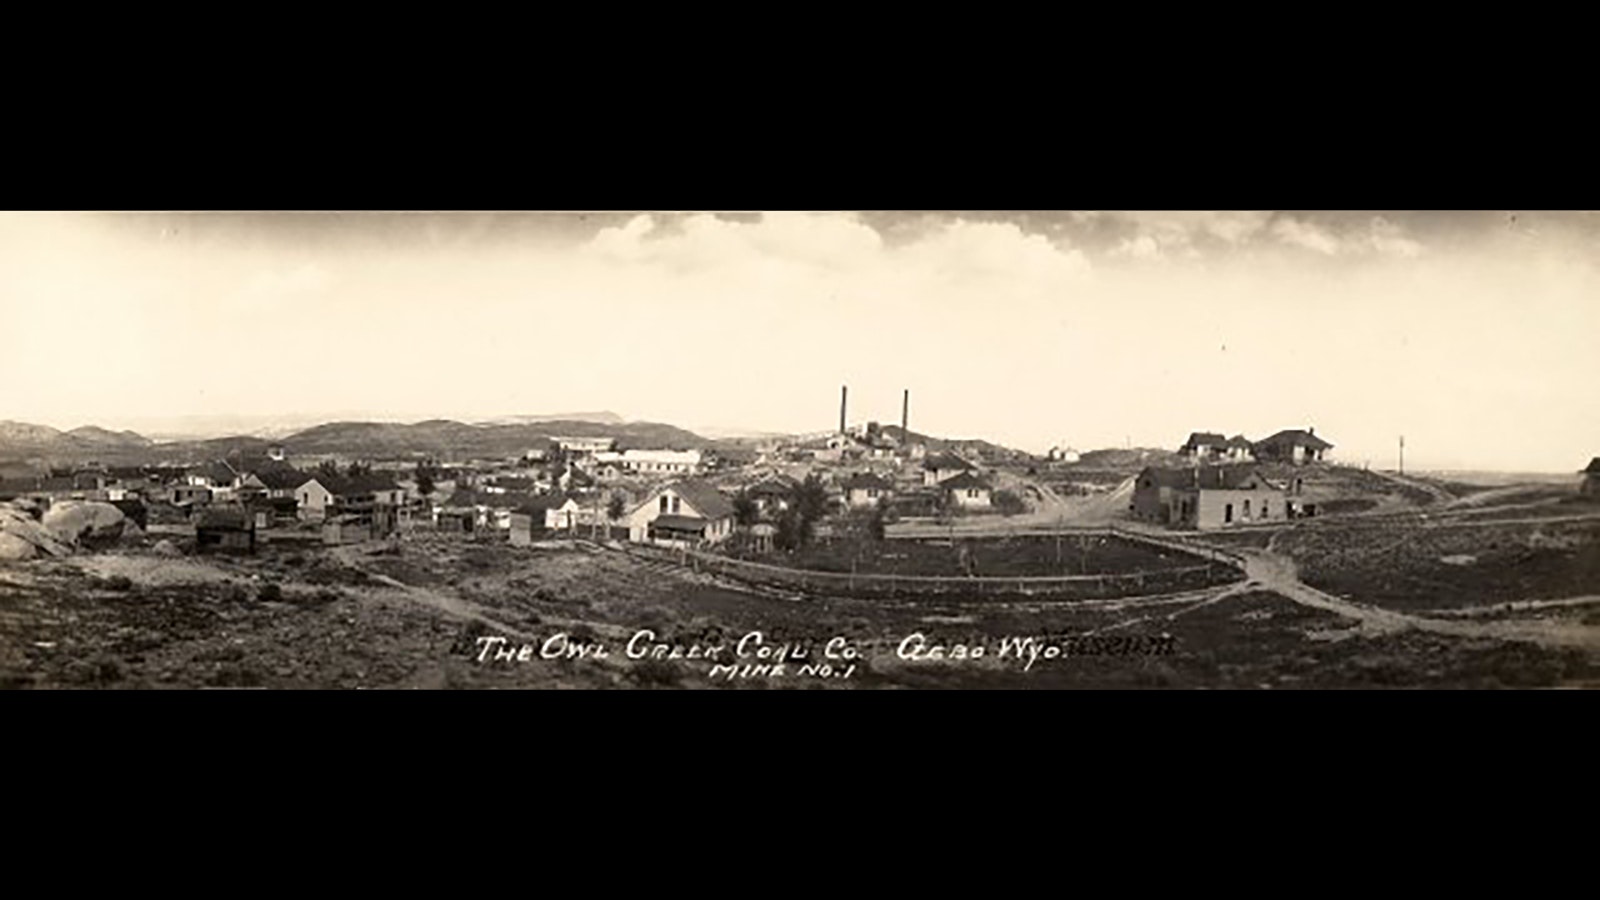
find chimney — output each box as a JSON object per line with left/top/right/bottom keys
{"left": 902, "top": 389, "right": 909, "bottom": 436}
{"left": 1308, "top": 426, "right": 1315, "bottom": 436}
{"left": 840, "top": 385, "right": 848, "bottom": 434}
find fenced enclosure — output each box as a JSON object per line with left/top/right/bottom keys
{"left": 624, "top": 526, "right": 1246, "bottom": 602}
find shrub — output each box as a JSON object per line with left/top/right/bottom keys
{"left": 993, "top": 490, "right": 1027, "bottom": 516}
{"left": 257, "top": 582, "right": 283, "bottom": 603}
{"left": 105, "top": 575, "right": 134, "bottom": 592}
{"left": 628, "top": 660, "right": 681, "bottom": 688}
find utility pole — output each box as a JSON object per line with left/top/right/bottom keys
{"left": 1399, "top": 435, "right": 1405, "bottom": 476}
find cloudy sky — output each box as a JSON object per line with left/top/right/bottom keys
{"left": 2, "top": 210, "right": 1597, "bottom": 472}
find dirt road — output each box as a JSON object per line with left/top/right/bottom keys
{"left": 886, "top": 473, "right": 1132, "bottom": 538}
{"left": 1364, "top": 469, "right": 1455, "bottom": 505}
{"left": 1228, "top": 542, "right": 1600, "bottom": 650}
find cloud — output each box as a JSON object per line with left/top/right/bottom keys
{"left": 893, "top": 219, "right": 1091, "bottom": 284}
{"left": 1104, "top": 211, "right": 1273, "bottom": 245}
{"left": 1271, "top": 214, "right": 1425, "bottom": 257}
{"left": 1110, "top": 234, "right": 1163, "bottom": 261}
{"left": 583, "top": 211, "right": 884, "bottom": 271}
{"left": 1366, "top": 216, "right": 1424, "bottom": 257}
{"left": 579, "top": 211, "right": 1090, "bottom": 293}
{"left": 1272, "top": 217, "right": 1343, "bottom": 255}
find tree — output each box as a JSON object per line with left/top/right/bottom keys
{"left": 792, "top": 474, "right": 828, "bottom": 522}
{"left": 993, "top": 489, "right": 1026, "bottom": 517}
{"left": 346, "top": 460, "right": 371, "bottom": 478}
{"left": 317, "top": 460, "right": 341, "bottom": 479}
{"left": 414, "top": 462, "right": 437, "bottom": 497}
{"left": 774, "top": 508, "right": 802, "bottom": 552}
{"left": 782, "top": 475, "right": 829, "bottom": 549}
{"left": 607, "top": 492, "right": 627, "bottom": 523}
{"left": 732, "top": 492, "right": 759, "bottom": 529}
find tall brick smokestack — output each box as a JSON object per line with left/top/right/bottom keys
{"left": 840, "top": 385, "right": 848, "bottom": 434}
{"left": 902, "top": 389, "right": 909, "bottom": 436}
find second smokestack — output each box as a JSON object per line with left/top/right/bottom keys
{"left": 902, "top": 389, "right": 909, "bottom": 436}
{"left": 840, "top": 385, "right": 848, "bottom": 434}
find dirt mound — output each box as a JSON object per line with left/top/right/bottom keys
{"left": 0, "top": 505, "right": 75, "bottom": 560}
{"left": 41, "top": 501, "right": 126, "bottom": 548}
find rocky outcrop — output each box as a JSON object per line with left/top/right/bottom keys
{"left": 42, "top": 501, "right": 128, "bottom": 548}
{"left": 0, "top": 505, "right": 76, "bottom": 560}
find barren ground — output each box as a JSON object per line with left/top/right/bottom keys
{"left": 4, "top": 499, "right": 1599, "bottom": 688}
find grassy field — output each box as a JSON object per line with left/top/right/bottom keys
{"left": 1274, "top": 518, "right": 1600, "bottom": 611}
{"left": 741, "top": 534, "right": 1208, "bottom": 578}
{"left": 3, "top": 511, "right": 1598, "bottom": 689}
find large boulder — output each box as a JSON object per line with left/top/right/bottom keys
{"left": 0, "top": 505, "right": 75, "bottom": 559}
{"left": 0, "top": 531, "right": 39, "bottom": 561}
{"left": 41, "top": 501, "right": 126, "bottom": 548}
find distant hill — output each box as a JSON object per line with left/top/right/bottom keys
{"left": 0, "top": 420, "right": 157, "bottom": 463}
{"left": 473, "top": 412, "right": 626, "bottom": 426}
{"left": 0, "top": 421, "right": 64, "bottom": 445}
{"left": 879, "top": 425, "right": 1030, "bottom": 460}
{"left": 65, "top": 425, "right": 154, "bottom": 448}
{"left": 0, "top": 416, "right": 718, "bottom": 466}
{"left": 1072, "top": 448, "right": 1188, "bottom": 471}
{"left": 280, "top": 419, "right": 712, "bottom": 458}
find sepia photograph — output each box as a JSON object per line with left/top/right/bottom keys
{"left": 2, "top": 209, "right": 1597, "bottom": 690}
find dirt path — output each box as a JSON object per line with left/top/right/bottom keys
{"left": 1228, "top": 545, "right": 1600, "bottom": 650}
{"left": 886, "top": 474, "right": 1133, "bottom": 538}
{"left": 328, "top": 544, "right": 536, "bottom": 640}
{"left": 1365, "top": 469, "right": 1455, "bottom": 505}
{"left": 1413, "top": 595, "right": 1600, "bottom": 619}
{"left": 1102, "top": 520, "right": 1600, "bottom": 650}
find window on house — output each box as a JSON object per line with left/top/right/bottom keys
{"left": 1244, "top": 499, "right": 1251, "bottom": 517}
{"left": 671, "top": 497, "right": 680, "bottom": 514}
{"left": 659, "top": 496, "right": 668, "bottom": 513}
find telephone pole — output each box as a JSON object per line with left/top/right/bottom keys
{"left": 1399, "top": 435, "right": 1405, "bottom": 476}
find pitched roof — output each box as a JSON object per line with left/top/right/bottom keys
{"left": 197, "top": 461, "right": 238, "bottom": 483}
{"left": 253, "top": 466, "right": 311, "bottom": 491}
{"left": 195, "top": 507, "right": 250, "bottom": 530}
{"left": 1182, "top": 432, "right": 1229, "bottom": 449}
{"left": 1138, "top": 465, "right": 1276, "bottom": 491}
{"left": 652, "top": 514, "right": 710, "bottom": 532}
{"left": 941, "top": 472, "right": 992, "bottom": 491}
{"left": 304, "top": 470, "right": 402, "bottom": 497}
{"left": 342, "top": 471, "right": 402, "bottom": 494}
{"left": 512, "top": 493, "right": 571, "bottom": 516}
{"left": 666, "top": 479, "right": 735, "bottom": 520}
{"left": 248, "top": 496, "right": 300, "bottom": 513}
{"left": 1584, "top": 458, "right": 1600, "bottom": 475}
{"left": 923, "top": 453, "right": 973, "bottom": 471}
{"left": 746, "top": 478, "right": 793, "bottom": 497}
{"left": 1226, "top": 435, "right": 1254, "bottom": 449}
{"left": 845, "top": 473, "right": 892, "bottom": 490}
{"left": 1255, "top": 429, "right": 1334, "bottom": 451}
{"left": 448, "top": 487, "right": 535, "bottom": 510}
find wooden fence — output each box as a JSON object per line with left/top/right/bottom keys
{"left": 625, "top": 527, "right": 1245, "bottom": 602}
